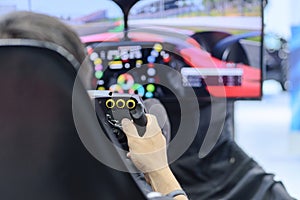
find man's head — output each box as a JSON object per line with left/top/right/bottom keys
{"left": 0, "top": 11, "right": 92, "bottom": 88}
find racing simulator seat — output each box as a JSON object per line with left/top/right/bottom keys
{"left": 78, "top": 0, "right": 295, "bottom": 198}
{"left": 0, "top": 39, "right": 168, "bottom": 200}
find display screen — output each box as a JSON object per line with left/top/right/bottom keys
{"left": 127, "top": 0, "right": 263, "bottom": 99}
{"left": 80, "top": 0, "right": 263, "bottom": 100}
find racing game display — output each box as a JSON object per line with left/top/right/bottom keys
{"left": 1, "top": 0, "right": 263, "bottom": 99}
{"left": 81, "top": 0, "right": 263, "bottom": 99}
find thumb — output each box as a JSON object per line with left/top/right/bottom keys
{"left": 121, "top": 118, "right": 139, "bottom": 138}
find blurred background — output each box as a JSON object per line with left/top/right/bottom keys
{"left": 236, "top": 0, "right": 300, "bottom": 198}
{"left": 0, "top": 0, "right": 299, "bottom": 199}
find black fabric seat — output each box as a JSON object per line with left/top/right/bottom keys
{"left": 169, "top": 101, "right": 295, "bottom": 200}
{"left": 0, "top": 39, "right": 147, "bottom": 200}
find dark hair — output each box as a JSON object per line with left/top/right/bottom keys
{"left": 0, "top": 11, "right": 86, "bottom": 63}
{"left": 0, "top": 11, "right": 91, "bottom": 88}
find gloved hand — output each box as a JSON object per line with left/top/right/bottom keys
{"left": 122, "top": 114, "right": 168, "bottom": 173}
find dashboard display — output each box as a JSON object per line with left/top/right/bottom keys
{"left": 181, "top": 68, "right": 243, "bottom": 87}
{"left": 87, "top": 41, "right": 192, "bottom": 99}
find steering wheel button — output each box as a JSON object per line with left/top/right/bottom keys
{"left": 95, "top": 71, "right": 103, "bottom": 79}
{"left": 90, "top": 52, "right": 99, "bottom": 61}
{"left": 145, "top": 92, "right": 154, "bottom": 98}
{"left": 151, "top": 50, "right": 159, "bottom": 57}
{"left": 146, "top": 84, "right": 156, "bottom": 93}
{"left": 95, "top": 64, "right": 103, "bottom": 71}
{"left": 147, "top": 56, "right": 155, "bottom": 63}
{"left": 147, "top": 68, "right": 156, "bottom": 76}
{"left": 153, "top": 43, "right": 163, "bottom": 52}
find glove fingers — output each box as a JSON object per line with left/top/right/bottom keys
{"left": 121, "top": 118, "right": 139, "bottom": 138}
{"left": 144, "top": 114, "right": 162, "bottom": 138}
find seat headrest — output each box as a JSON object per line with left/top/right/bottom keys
{"left": 0, "top": 39, "right": 146, "bottom": 200}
